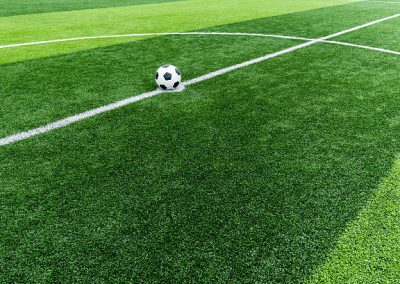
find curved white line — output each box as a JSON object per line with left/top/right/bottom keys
{"left": 0, "top": 31, "right": 398, "bottom": 57}
{"left": 0, "top": 32, "right": 313, "bottom": 49}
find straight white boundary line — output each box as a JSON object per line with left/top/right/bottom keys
{"left": 0, "top": 13, "right": 399, "bottom": 146}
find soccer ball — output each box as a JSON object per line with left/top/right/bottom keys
{"left": 155, "top": 64, "right": 182, "bottom": 91}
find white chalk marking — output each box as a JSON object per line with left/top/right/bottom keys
{"left": 323, "top": 40, "right": 400, "bottom": 55}
{"left": 1, "top": 32, "right": 398, "bottom": 58}
{"left": 1, "top": 13, "right": 399, "bottom": 146}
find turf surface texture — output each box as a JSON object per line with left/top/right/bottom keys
{"left": 1, "top": 0, "right": 400, "bottom": 283}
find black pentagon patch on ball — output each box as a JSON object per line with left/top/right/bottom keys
{"left": 155, "top": 72, "right": 159, "bottom": 79}
{"left": 163, "top": 72, "right": 172, "bottom": 81}
{"left": 175, "top": 68, "right": 181, "bottom": 76}
{"left": 160, "top": 84, "right": 167, "bottom": 90}
{"left": 173, "top": 81, "right": 180, "bottom": 88}
{"left": 162, "top": 64, "right": 170, "bottom": 68}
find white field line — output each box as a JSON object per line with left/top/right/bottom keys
{"left": 316, "top": 13, "right": 399, "bottom": 39}
{"left": 323, "top": 40, "right": 400, "bottom": 55}
{"left": 0, "top": 31, "right": 398, "bottom": 58}
{"left": 0, "top": 32, "right": 312, "bottom": 49}
{"left": 0, "top": 13, "right": 399, "bottom": 146}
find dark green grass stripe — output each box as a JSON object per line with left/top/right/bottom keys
{"left": 335, "top": 16, "right": 400, "bottom": 51}
{"left": 0, "top": 0, "right": 184, "bottom": 17}
{"left": 0, "top": 35, "right": 297, "bottom": 137}
{"left": 1, "top": 45, "right": 399, "bottom": 283}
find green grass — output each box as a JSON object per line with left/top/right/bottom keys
{"left": 310, "top": 158, "right": 400, "bottom": 283}
{"left": 1, "top": 2, "right": 397, "bottom": 137}
{"left": 0, "top": 0, "right": 184, "bottom": 17}
{"left": 0, "top": 35, "right": 297, "bottom": 137}
{"left": 1, "top": 0, "right": 400, "bottom": 283}
{"left": 0, "top": 0, "right": 355, "bottom": 64}
{"left": 336, "top": 16, "right": 400, "bottom": 50}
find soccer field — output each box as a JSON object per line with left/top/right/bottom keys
{"left": 1, "top": 0, "right": 400, "bottom": 282}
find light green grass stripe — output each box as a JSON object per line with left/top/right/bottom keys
{"left": 0, "top": 0, "right": 357, "bottom": 64}
{"left": 367, "top": 0, "right": 400, "bottom": 3}
{"left": 309, "top": 158, "right": 400, "bottom": 283}
{"left": 0, "top": 0, "right": 184, "bottom": 17}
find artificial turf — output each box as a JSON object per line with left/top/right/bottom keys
{"left": 0, "top": 35, "right": 296, "bottom": 137}
{"left": 0, "top": 0, "right": 354, "bottom": 64}
{"left": 336, "top": 16, "right": 400, "bottom": 50}
{"left": 1, "top": 0, "right": 400, "bottom": 283}
{"left": 310, "top": 159, "right": 400, "bottom": 282}
{"left": 0, "top": 0, "right": 183, "bottom": 17}
{"left": 1, "top": 2, "right": 398, "bottom": 137}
